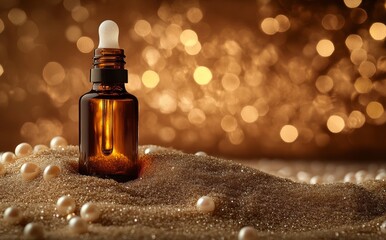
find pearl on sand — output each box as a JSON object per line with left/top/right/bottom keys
{"left": 1, "top": 152, "right": 16, "bottom": 165}
{"left": 20, "top": 162, "right": 40, "bottom": 181}
{"left": 15, "top": 143, "right": 33, "bottom": 157}
{"left": 196, "top": 196, "right": 215, "bottom": 213}
{"left": 376, "top": 172, "right": 386, "bottom": 180}
{"left": 56, "top": 196, "right": 76, "bottom": 216}
{"left": 195, "top": 151, "right": 207, "bottom": 156}
{"left": 3, "top": 207, "right": 22, "bottom": 224}
{"left": 23, "top": 222, "right": 44, "bottom": 239}
{"left": 33, "top": 145, "right": 49, "bottom": 153}
{"left": 144, "top": 146, "right": 157, "bottom": 154}
{"left": 50, "top": 136, "right": 68, "bottom": 149}
{"left": 80, "top": 202, "right": 101, "bottom": 222}
{"left": 381, "top": 220, "right": 386, "bottom": 233}
{"left": 0, "top": 163, "right": 5, "bottom": 176}
{"left": 43, "top": 165, "right": 61, "bottom": 181}
{"left": 238, "top": 226, "right": 259, "bottom": 240}
{"left": 69, "top": 216, "right": 88, "bottom": 234}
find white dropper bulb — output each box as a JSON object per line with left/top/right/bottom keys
{"left": 98, "top": 20, "right": 120, "bottom": 48}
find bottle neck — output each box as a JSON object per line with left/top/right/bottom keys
{"left": 90, "top": 48, "right": 128, "bottom": 84}
{"left": 92, "top": 82, "right": 126, "bottom": 92}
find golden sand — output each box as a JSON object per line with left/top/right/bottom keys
{"left": 1, "top": 146, "right": 386, "bottom": 239}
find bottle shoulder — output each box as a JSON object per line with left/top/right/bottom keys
{"left": 80, "top": 90, "right": 138, "bottom": 102}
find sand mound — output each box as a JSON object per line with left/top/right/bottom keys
{"left": 1, "top": 146, "right": 386, "bottom": 239}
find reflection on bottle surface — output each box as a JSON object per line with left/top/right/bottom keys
{"left": 101, "top": 99, "right": 113, "bottom": 155}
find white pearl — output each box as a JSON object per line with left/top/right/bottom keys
{"left": 15, "top": 143, "right": 33, "bottom": 157}
{"left": 80, "top": 202, "right": 101, "bottom": 222}
{"left": 1, "top": 152, "right": 16, "bottom": 165}
{"left": 381, "top": 220, "right": 386, "bottom": 233}
{"left": 43, "top": 165, "right": 61, "bottom": 181}
{"left": 0, "top": 163, "right": 5, "bottom": 176}
{"left": 20, "top": 162, "right": 40, "bottom": 181}
{"left": 238, "top": 226, "right": 259, "bottom": 240}
{"left": 69, "top": 216, "right": 88, "bottom": 234}
{"left": 50, "top": 136, "right": 68, "bottom": 148}
{"left": 297, "top": 171, "right": 310, "bottom": 183}
{"left": 343, "top": 172, "right": 356, "bottom": 183}
{"left": 144, "top": 146, "right": 157, "bottom": 154}
{"left": 33, "top": 144, "right": 49, "bottom": 153}
{"left": 309, "top": 176, "right": 322, "bottom": 184}
{"left": 376, "top": 172, "right": 386, "bottom": 180}
{"left": 23, "top": 222, "right": 44, "bottom": 240}
{"left": 3, "top": 207, "right": 22, "bottom": 224}
{"left": 196, "top": 196, "right": 215, "bottom": 213}
{"left": 355, "top": 170, "right": 367, "bottom": 183}
{"left": 56, "top": 196, "right": 76, "bottom": 216}
{"left": 195, "top": 151, "right": 207, "bottom": 156}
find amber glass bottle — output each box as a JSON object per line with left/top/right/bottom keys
{"left": 79, "top": 48, "right": 138, "bottom": 182}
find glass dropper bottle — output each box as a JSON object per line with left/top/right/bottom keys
{"left": 79, "top": 20, "right": 138, "bottom": 182}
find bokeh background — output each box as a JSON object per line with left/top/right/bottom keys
{"left": 0, "top": 0, "right": 385, "bottom": 159}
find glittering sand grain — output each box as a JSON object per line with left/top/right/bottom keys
{"left": 0, "top": 146, "right": 386, "bottom": 239}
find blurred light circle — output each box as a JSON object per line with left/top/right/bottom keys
{"left": 134, "top": 20, "right": 151, "bottom": 37}
{"left": 369, "top": 22, "right": 386, "bottom": 41}
{"left": 261, "top": 17, "right": 279, "bottom": 35}
{"left": 193, "top": 66, "right": 212, "bottom": 85}
{"left": 366, "top": 101, "right": 384, "bottom": 119}
{"left": 142, "top": 70, "right": 160, "bottom": 88}
{"left": 76, "top": 36, "right": 94, "bottom": 53}
{"left": 316, "top": 39, "right": 334, "bottom": 57}
{"left": 42, "top": 62, "right": 66, "bottom": 86}
{"left": 327, "top": 115, "right": 345, "bottom": 133}
{"left": 280, "top": 125, "right": 298, "bottom": 143}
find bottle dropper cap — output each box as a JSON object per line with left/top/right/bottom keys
{"left": 90, "top": 20, "right": 128, "bottom": 83}
{"left": 98, "top": 20, "right": 120, "bottom": 48}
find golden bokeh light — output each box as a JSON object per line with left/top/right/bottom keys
{"left": 193, "top": 66, "right": 212, "bottom": 85}
{"left": 347, "top": 110, "right": 366, "bottom": 129}
{"left": 316, "top": 39, "right": 335, "bottom": 57}
{"left": 134, "top": 20, "right": 152, "bottom": 37}
{"left": 343, "top": 0, "right": 362, "bottom": 8}
{"left": 0, "top": 19, "right": 4, "bottom": 33}
{"left": 188, "top": 108, "right": 206, "bottom": 125}
{"left": 228, "top": 128, "right": 244, "bottom": 145}
{"left": 65, "top": 25, "right": 82, "bottom": 42}
{"left": 0, "top": 64, "right": 3, "bottom": 77}
{"left": 76, "top": 36, "right": 94, "bottom": 53}
{"left": 241, "top": 106, "right": 259, "bottom": 123}
{"left": 358, "top": 61, "right": 376, "bottom": 78}
{"left": 327, "top": 115, "right": 345, "bottom": 133}
{"left": 275, "top": 15, "right": 290, "bottom": 32}
{"left": 261, "top": 18, "right": 279, "bottom": 35}
{"left": 280, "top": 125, "right": 298, "bottom": 143}
{"left": 42, "top": 62, "right": 66, "bottom": 86}
{"left": 221, "top": 115, "right": 237, "bottom": 132}
{"left": 186, "top": 7, "right": 203, "bottom": 23}
{"left": 315, "top": 75, "right": 334, "bottom": 93}
{"left": 354, "top": 77, "right": 372, "bottom": 93}
{"left": 345, "top": 34, "right": 363, "bottom": 50}
{"left": 350, "top": 48, "right": 367, "bottom": 65}
{"left": 185, "top": 41, "right": 201, "bottom": 55}
{"left": 71, "top": 6, "right": 89, "bottom": 22}
{"left": 221, "top": 73, "right": 240, "bottom": 91}
{"left": 366, "top": 101, "right": 384, "bottom": 119}
{"left": 369, "top": 22, "right": 386, "bottom": 40}
{"left": 180, "top": 29, "right": 198, "bottom": 47}
{"left": 142, "top": 70, "right": 160, "bottom": 88}
{"left": 8, "top": 8, "right": 27, "bottom": 26}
